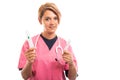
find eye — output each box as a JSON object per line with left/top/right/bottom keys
{"left": 45, "top": 17, "right": 50, "bottom": 21}
{"left": 54, "top": 17, "right": 58, "bottom": 20}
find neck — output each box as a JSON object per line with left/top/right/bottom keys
{"left": 41, "top": 32, "right": 56, "bottom": 39}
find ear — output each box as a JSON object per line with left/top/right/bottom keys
{"left": 38, "top": 17, "right": 42, "bottom": 24}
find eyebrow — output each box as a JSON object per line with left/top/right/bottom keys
{"left": 44, "top": 16, "right": 58, "bottom": 19}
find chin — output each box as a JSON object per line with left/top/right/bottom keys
{"left": 48, "top": 31, "right": 55, "bottom": 34}
{"left": 50, "top": 30, "right": 56, "bottom": 33}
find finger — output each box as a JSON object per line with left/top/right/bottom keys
{"left": 63, "top": 57, "right": 73, "bottom": 64}
{"left": 27, "top": 48, "right": 36, "bottom": 52}
{"left": 62, "top": 53, "right": 71, "bottom": 57}
{"left": 62, "top": 55, "right": 72, "bottom": 61}
{"left": 25, "top": 49, "right": 36, "bottom": 56}
{"left": 28, "top": 53, "right": 36, "bottom": 58}
{"left": 27, "top": 54, "right": 36, "bottom": 62}
{"left": 25, "top": 52, "right": 36, "bottom": 60}
{"left": 62, "top": 56, "right": 71, "bottom": 60}
{"left": 63, "top": 50, "right": 70, "bottom": 54}
{"left": 29, "top": 55, "right": 36, "bottom": 61}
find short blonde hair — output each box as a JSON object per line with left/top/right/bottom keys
{"left": 38, "top": 2, "right": 61, "bottom": 24}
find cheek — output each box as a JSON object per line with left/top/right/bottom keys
{"left": 41, "top": 21, "right": 47, "bottom": 27}
{"left": 44, "top": 23, "right": 49, "bottom": 28}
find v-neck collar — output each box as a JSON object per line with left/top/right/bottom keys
{"left": 39, "top": 35, "right": 58, "bottom": 53}
{"left": 40, "top": 34, "right": 58, "bottom": 50}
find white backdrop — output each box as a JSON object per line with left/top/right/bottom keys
{"left": 0, "top": 0, "right": 120, "bottom": 80}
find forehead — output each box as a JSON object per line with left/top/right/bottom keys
{"left": 43, "top": 10, "right": 57, "bottom": 18}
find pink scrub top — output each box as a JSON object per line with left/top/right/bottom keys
{"left": 18, "top": 34, "right": 77, "bottom": 80}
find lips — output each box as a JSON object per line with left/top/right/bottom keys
{"left": 49, "top": 26, "right": 54, "bottom": 29}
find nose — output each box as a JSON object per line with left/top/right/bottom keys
{"left": 50, "top": 19, "right": 55, "bottom": 25}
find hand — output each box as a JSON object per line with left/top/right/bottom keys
{"left": 25, "top": 48, "right": 36, "bottom": 63}
{"left": 62, "top": 50, "right": 73, "bottom": 65}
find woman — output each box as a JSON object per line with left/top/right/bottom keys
{"left": 18, "top": 2, "right": 78, "bottom": 80}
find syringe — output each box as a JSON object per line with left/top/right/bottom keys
{"left": 26, "top": 31, "right": 34, "bottom": 48}
{"left": 64, "top": 39, "right": 71, "bottom": 50}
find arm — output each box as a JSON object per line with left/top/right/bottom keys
{"left": 63, "top": 50, "right": 77, "bottom": 80}
{"left": 21, "top": 48, "right": 36, "bottom": 80}
{"left": 67, "top": 62, "right": 77, "bottom": 80}
{"left": 21, "top": 62, "right": 32, "bottom": 80}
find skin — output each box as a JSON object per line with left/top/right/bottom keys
{"left": 21, "top": 10, "right": 77, "bottom": 80}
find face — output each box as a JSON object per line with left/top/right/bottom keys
{"left": 40, "top": 10, "right": 59, "bottom": 34}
